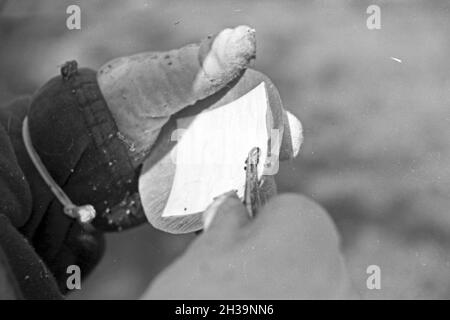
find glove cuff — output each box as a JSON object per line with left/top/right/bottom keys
{"left": 27, "top": 61, "right": 146, "bottom": 232}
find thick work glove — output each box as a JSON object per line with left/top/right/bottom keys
{"left": 143, "top": 193, "right": 355, "bottom": 299}
{"left": 0, "top": 25, "right": 301, "bottom": 297}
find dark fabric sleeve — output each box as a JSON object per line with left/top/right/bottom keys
{"left": 0, "top": 214, "right": 62, "bottom": 299}
{"left": 0, "top": 97, "right": 32, "bottom": 228}
{"left": 0, "top": 241, "right": 22, "bottom": 299}
{"left": 0, "top": 113, "right": 61, "bottom": 299}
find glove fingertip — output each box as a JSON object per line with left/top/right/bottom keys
{"left": 280, "top": 110, "right": 303, "bottom": 160}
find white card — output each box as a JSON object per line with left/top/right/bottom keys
{"left": 162, "top": 82, "right": 269, "bottom": 217}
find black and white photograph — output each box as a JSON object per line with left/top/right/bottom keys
{"left": 0, "top": 0, "right": 449, "bottom": 306}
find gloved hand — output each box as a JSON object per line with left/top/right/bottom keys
{"left": 142, "top": 193, "right": 356, "bottom": 299}
{"left": 4, "top": 25, "right": 301, "bottom": 294}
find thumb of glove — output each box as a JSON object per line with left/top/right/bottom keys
{"left": 97, "top": 25, "right": 256, "bottom": 164}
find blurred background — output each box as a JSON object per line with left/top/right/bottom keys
{"left": 1, "top": 0, "right": 450, "bottom": 299}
